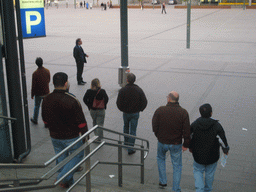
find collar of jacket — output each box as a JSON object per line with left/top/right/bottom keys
{"left": 166, "top": 102, "right": 179, "bottom": 106}
{"left": 53, "top": 89, "right": 68, "bottom": 93}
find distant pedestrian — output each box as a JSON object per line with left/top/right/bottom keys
{"left": 30, "top": 57, "right": 50, "bottom": 125}
{"left": 189, "top": 103, "right": 230, "bottom": 192}
{"left": 80, "top": 1, "right": 83, "bottom": 7}
{"left": 73, "top": 38, "right": 89, "bottom": 85}
{"left": 83, "top": 78, "right": 109, "bottom": 141}
{"left": 141, "top": 1, "right": 144, "bottom": 10}
{"left": 116, "top": 73, "right": 148, "bottom": 155}
{"left": 162, "top": 2, "right": 166, "bottom": 14}
{"left": 86, "top": 2, "right": 89, "bottom": 9}
{"left": 84, "top": 1, "right": 86, "bottom": 7}
{"left": 152, "top": 91, "right": 190, "bottom": 191}
{"left": 42, "top": 72, "right": 88, "bottom": 189}
{"left": 89, "top": 2, "right": 92, "bottom": 9}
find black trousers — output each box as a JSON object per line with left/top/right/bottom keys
{"left": 76, "top": 61, "right": 84, "bottom": 83}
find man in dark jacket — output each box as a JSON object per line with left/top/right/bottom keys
{"left": 73, "top": 38, "right": 89, "bottom": 85}
{"left": 30, "top": 57, "right": 50, "bottom": 124}
{"left": 152, "top": 91, "right": 190, "bottom": 191}
{"left": 42, "top": 72, "right": 88, "bottom": 188}
{"left": 116, "top": 73, "right": 147, "bottom": 155}
{"left": 189, "top": 103, "right": 229, "bottom": 192}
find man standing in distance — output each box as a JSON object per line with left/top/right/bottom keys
{"left": 73, "top": 38, "right": 89, "bottom": 85}
{"left": 42, "top": 72, "right": 88, "bottom": 188}
{"left": 30, "top": 57, "right": 50, "bottom": 124}
{"left": 116, "top": 73, "right": 147, "bottom": 155}
{"left": 152, "top": 91, "right": 190, "bottom": 191}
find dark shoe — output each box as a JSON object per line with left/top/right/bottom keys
{"left": 128, "top": 150, "right": 136, "bottom": 155}
{"left": 59, "top": 182, "right": 70, "bottom": 189}
{"left": 75, "top": 166, "right": 83, "bottom": 172}
{"left": 159, "top": 182, "right": 167, "bottom": 188}
{"left": 30, "top": 118, "right": 38, "bottom": 124}
{"left": 78, "top": 82, "right": 85, "bottom": 85}
{"left": 81, "top": 81, "right": 87, "bottom": 84}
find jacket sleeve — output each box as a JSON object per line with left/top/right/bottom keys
{"left": 103, "top": 89, "right": 109, "bottom": 108}
{"left": 182, "top": 111, "right": 191, "bottom": 148}
{"left": 116, "top": 89, "right": 124, "bottom": 112}
{"left": 152, "top": 108, "right": 160, "bottom": 137}
{"left": 139, "top": 89, "right": 147, "bottom": 112}
{"left": 73, "top": 99, "right": 88, "bottom": 134}
{"left": 83, "top": 90, "right": 91, "bottom": 110}
{"left": 216, "top": 122, "right": 230, "bottom": 154}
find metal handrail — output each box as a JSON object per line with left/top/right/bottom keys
{"left": 0, "top": 125, "right": 150, "bottom": 192}
{"left": 0, "top": 115, "right": 17, "bottom": 121}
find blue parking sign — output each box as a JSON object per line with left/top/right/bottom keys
{"left": 20, "top": 0, "right": 46, "bottom": 38}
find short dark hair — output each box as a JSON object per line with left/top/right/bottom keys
{"left": 76, "top": 38, "right": 81, "bottom": 45}
{"left": 53, "top": 72, "right": 68, "bottom": 88}
{"left": 199, "top": 103, "right": 212, "bottom": 118}
{"left": 35, "top": 57, "right": 43, "bottom": 68}
{"left": 127, "top": 73, "right": 136, "bottom": 84}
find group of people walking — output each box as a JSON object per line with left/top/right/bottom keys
{"left": 30, "top": 38, "right": 229, "bottom": 191}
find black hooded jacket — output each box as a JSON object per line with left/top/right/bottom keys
{"left": 189, "top": 117, "right": 229, "bottom": 165}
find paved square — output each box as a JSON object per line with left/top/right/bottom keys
{"left": 7, "top": 5, "right": 256, "bottom": 191}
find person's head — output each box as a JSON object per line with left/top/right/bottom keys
{"left": 53, "top": 72, "right": 68, "bottom": 89}
{"left": 126, "top": 73, "right": 136, "bottom": 84}
{"left": 199, "top": 103, "right": 212, "bottom": 118}
{"left": 91, "top": 78, "right": 101, "bottom": 90}
{"left": 35, "top": 57, "right": 43, "bottom": 68}
{"left": 76, "top": 38, "right": 82, "bottom": 46}
{"left": 167, "top": 91, "right": 179, "bottom": 103}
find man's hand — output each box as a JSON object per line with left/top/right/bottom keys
{"left": 182, "top": 146, "right": 187, "bottom": 152}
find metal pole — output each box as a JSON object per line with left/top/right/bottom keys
{"left": 120, "top": 0, "right": 128, "bottom": 68}
{"left": 243, "top": 0, "right": 246, "bottom": 10}
{"left": 186, "top": 0, "right": 191, "bottom": 49}
{"left": 15, "top": 0, "right": 31, "bottom": 163}
{"left": 140, "top": 145, "right": 144, "bottom": 184}
{"left": 74, "top": 0, "right": 76, "bottom": 9}
{"left": 85, "top": 136, "right": 91, "bottom": 192}
{"left": 118, "top": 140, "right": 123, "bottom": 187}
{"left": 2, "top": 0, "right": 26, "bottom": 160}
{"left": 0, "top": 43, "right": 13, "bottom": 163}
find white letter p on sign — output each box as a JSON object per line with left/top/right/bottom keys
{"left": 25, "top": 11, "right": 42, "bottom": 34}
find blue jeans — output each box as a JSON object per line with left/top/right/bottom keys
{"left": 123, "top": 112, "right": 139, "bottom": 153}
{"left": 32, "top": 95, "right": 43, "bottom": 122}
{"left": 157, "top": 142, "right": 182, "bottom": 192}
{"left": 51, "top": 137, "right": 84, "bottom": 185}
{"left": 90, "top": 109, "right": 105, "bottom": 139}
{"left": 193, "top": 161, "right": 217, "bottom": 192}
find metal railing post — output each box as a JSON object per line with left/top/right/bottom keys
{"left": 118, "top": 140, "right": 123, "bottom": 187}
{"left": 140, "top": 145, "right": 144, "bottom": 184}
{"left": 85, "top": 136, "right": 91, "bottom": 192}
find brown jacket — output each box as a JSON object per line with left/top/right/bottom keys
{"left": 152, "top": 102, "right": 190, "bottom": 148}
{"left": 42, "top": 89, "right": 88, "bottom": 140}
{"left": 31, "top": 67, "right": 50, "bottom": 98}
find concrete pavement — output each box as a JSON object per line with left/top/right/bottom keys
{"left": 2, "top": 5, "right": 256, "bottom": 192}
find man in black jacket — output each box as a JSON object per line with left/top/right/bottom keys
{"left": 73, "top": 38, "right": 89, "bottom": 85}
{"left": 189, "top": 103, "right": 229, "bottom": 192}
{"left": 116, "top": 73, "right": 147, "bottom": 155}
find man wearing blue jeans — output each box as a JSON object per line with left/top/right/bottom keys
{"left": 117, "top": 73, "right": 147, "bottom": 155}
{"left": 42, "top": 72, "right": 88, "bottom": 188}
{"left": 189, "top": 104, "right": 229, "bottom": 192}
{"left": 152, "top": 91, "right": 190, "bottom": 191}
{"left": 30, "top": 57, "right": 50, "bottom": 124}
